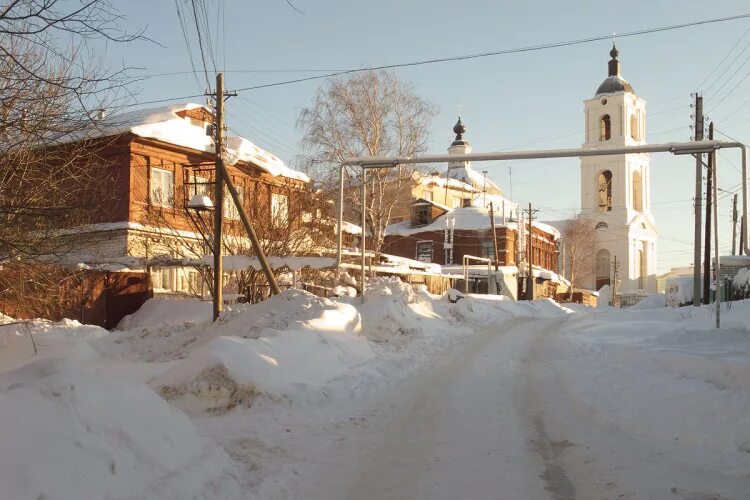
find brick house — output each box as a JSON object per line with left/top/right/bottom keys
{"left": 382, "top": 203, "right": 559, "bottom": 271}
{"left": 53, "top": 103, "right": 339, "bottom": 296}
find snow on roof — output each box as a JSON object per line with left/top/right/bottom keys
{"left": 338, "top": 221, "right": 362, "bottom": 235}
{"left": 418, "top": 174, "right": 478, "bottom": 192}
{"left": 385, "top": 205, "right": 559, "bottom": 239}
{"left": 91, "top": 103, "right": 309, "bottom": 183}
{"left": 225, "top": 136, "right": 309, "bottom": 182}
{"left": 411, "top": 198, "right": 451, "bottom": 212}
{"left": 448, "top": 164, "right": 502, "bottom": 192}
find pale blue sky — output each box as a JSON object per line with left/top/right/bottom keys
{"left": 105, "top": 0, "right": 750, "bottom": 273}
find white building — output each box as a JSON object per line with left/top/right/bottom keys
{"left": 580, "top": 45, "right": 657, "bottom": 293}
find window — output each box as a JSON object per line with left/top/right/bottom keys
{"left": 423, "top": 190, "right": 434, "bottom": 201}
{"left": 480, "top": 238, "right": 495, "bottom": 260}
{"left": 598, "top": 170, "right": 613, "bottom": 212}
{"left": 416, "top": 241, "right": 433, "bottom": 262}
{"left": 189, "top": 173, "right": 210, "bottom": 197}
{"left": 451, "top": 196, "right": 462, "bottom": 208}
{"left": 632, "top": 170, "right": 643, "bottom": 211}
{"left": 271, "top": 192, "right": 289, "bottom": 227}
{"left": 224, "top": 185, "right": 244, "bottom": 220}
{"left": 630, "top": 114, "right": 639, "bottom": 140}
{"left": 412, "top": 205, "right": 431, "bottom": 226}
{"left": 150, "top": 168, "right": 174, "bottom": 207}
{"left": 151, "top": 267, "right": 172, "bottom": 291}
{"left": 600, "top": 114, "right": 611, "bottom": 141}
{"left": 595, "top": 249, "right": 611, "bottom": 290}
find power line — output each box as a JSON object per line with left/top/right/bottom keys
{"left": 232, "top": 13, "right": 750, "bottom": 92}
{"left": 697, "top": 24, "right": 750, "bottom": 93}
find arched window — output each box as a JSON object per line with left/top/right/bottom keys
{"left": 598, "top": 170, "right": 613, "bottom": 212}
{"left": 600, "top": 114, "right": 611, "bottom": 141}
{"left": 630, "top": 114, "right": 638, "bottom": 140}
{"left": 632, "top": 170, "right": 643, "bottom": 211}
{"left": 595, "top": 249, "right": 611, "bottom": 290}
{"left": 595, "top": 222, "right": 608, "bottom": 229}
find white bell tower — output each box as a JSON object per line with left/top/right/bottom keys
{"left": 580, "top": 44, "right": 657, "bottom": 294}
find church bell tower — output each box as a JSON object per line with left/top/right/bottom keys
{"left": 580, "top": 45, "right": 657, "bottom": 294}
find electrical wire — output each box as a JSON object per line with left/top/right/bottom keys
{"left": 232, "top": 13, "right": 750, "bottom": 92}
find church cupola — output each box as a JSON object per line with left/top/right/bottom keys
{"left": 451, "top": 116, "right": 467, "bottom": 146}
{"left": 595, "top": 43, "right": 635, "bottom": 97}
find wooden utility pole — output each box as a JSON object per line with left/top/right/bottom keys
{"left": 211, "top": 73, "right": 280, "bottom": 321}
{"left": 732, "top": 193, "right": 739, "bottom": 255}
{"left": 525, "top": 202, "right": 538, "bottom": 300}
{"left": 692, "top": 94, "right": 704, "bottom": 307}
{"left": 212, "top": 73, "right": 225, "bottom": 321}
{"left": 703, "top": 122, "right": 713, "bottom": 304}
{"left": 489, "top": 202, "right": 500, "bottom": 271}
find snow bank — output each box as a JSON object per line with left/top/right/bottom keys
{"left": 151, "top": 290, "right": 370, "bottom": 405}
{"left": 357, "top": 277, "right": 444, "bottom": 343}
{"left": 98, "top": 289, "right": 362, "bottom": 364}
{"left": 0, "top": 318, "right": 106, "bottom": 372}
{"left": 0, "top": 360, "right": 241, "bottom": 500}
{"left": 559, "top": 301, "right": 750, "bottom": 455}
{"left": 117, "top": 297, "right": 212, "bottom": 330}
{"left": 450, "top": 294, "right": 572, "bottom": 326}
{"left": 629, "top": 292, "right": 666, "bottom": 310}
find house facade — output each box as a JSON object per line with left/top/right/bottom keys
{"left": 55, "top": 103, "right": 336, "bottom": 296}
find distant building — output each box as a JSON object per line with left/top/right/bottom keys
{"left": 382, "top": 121, "right": 562, "bottom": 298}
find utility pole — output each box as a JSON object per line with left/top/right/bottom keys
{"left": 489, "top": 202, "right": 500, "bottom": 271}
{"left": 732, "top": 193, "right": 739, "bottom": 255}
{"left": 524, "top": 202, "right": 538, "bottom": 300}
{"left": 692, "top": 94, "right": 704, "bottom": 307}
{"left": 212, "top": 73, "right": 225, "bottom": 322}
{"left": 482, "top": 170, "right": 488, "bottom": 207}
{"left": 703, "top": 122, "right": 713, "bottom": 304}
{"left": 210, "top": 73, "right": 280, "bottom": 321}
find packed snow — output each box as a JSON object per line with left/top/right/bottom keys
{"left": 1, "top": 278, "right": 749, "bottom": 498}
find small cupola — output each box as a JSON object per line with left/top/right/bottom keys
{"left": 595, "top": 43, "right": 635, "bottom": 97}
{"left": 451, "top": 116, "right": 467, "bottom": 146}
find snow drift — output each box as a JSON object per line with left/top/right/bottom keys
{"left": 0, "top": 360, "right": 241, "bottom": 500}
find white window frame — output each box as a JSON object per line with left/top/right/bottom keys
{"left": 150, "top": 167, "right": 174, "bottom": 208}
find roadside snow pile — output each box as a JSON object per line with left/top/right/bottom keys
{"left": 450, "top": 294, "right": 573, "bottom": 326}
{"left": 629, "top": 292, "right": 666, "bottom": 310}
{"left": 559, "top": 301, "right": 750, "bottom": 455}
{"left": 357, "top": 277, "right": 444, "bottom": 343}
{"left": 0, "top": 318, "right": 106, "bottom": 372}
{"left": 100, "top": 289, "right": 362, "bottom": 363}
{"left": 152, "top": 290, "right": 370, "bottom": 407}
{"left": 117, "top": 297, "right": 212, "bottom": 330}
{"left": 0, "top": 359, "right": 242, "bottom": 500}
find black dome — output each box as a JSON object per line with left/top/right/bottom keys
{"left": 595, "top": 75, "right": 635, "bottom": 97}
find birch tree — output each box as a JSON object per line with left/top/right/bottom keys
{"left": 297, "top": 70, "right": 436, "bottom": 251}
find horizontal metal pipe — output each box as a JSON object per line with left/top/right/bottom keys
{"left": 343, "top": 141, "right": 734, "bottom": 166}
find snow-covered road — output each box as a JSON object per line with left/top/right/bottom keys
{"left": 288, "top": 316, "right": 750, "bottom": 500}
{"left": 4, "top": 286, "right": 750, "bottom": 499}
{"left": 290, "top": 319, "right": 558, "bottom": 499}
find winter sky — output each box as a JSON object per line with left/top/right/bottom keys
{"left": 106, "top": 0, "right": 750, "bottom": 274}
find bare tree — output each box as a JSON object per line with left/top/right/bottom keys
{"left": 561, "top": 214, "right": 596, "bottom": 295}
{"left": 0, "top": 1, "right": 142, "bottom": 317}
{"left": 297, "top": 70, "right": 436, "bottom": 251}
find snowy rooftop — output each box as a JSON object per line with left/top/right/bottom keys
{"left": 419, "top": 174, "right": 479, "bottom": 192}
{"left": 385, "top": 205, "right": 560, "bottom": 239}
{"left": 87, "top": 103, "right": 309, "bottom": 182}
